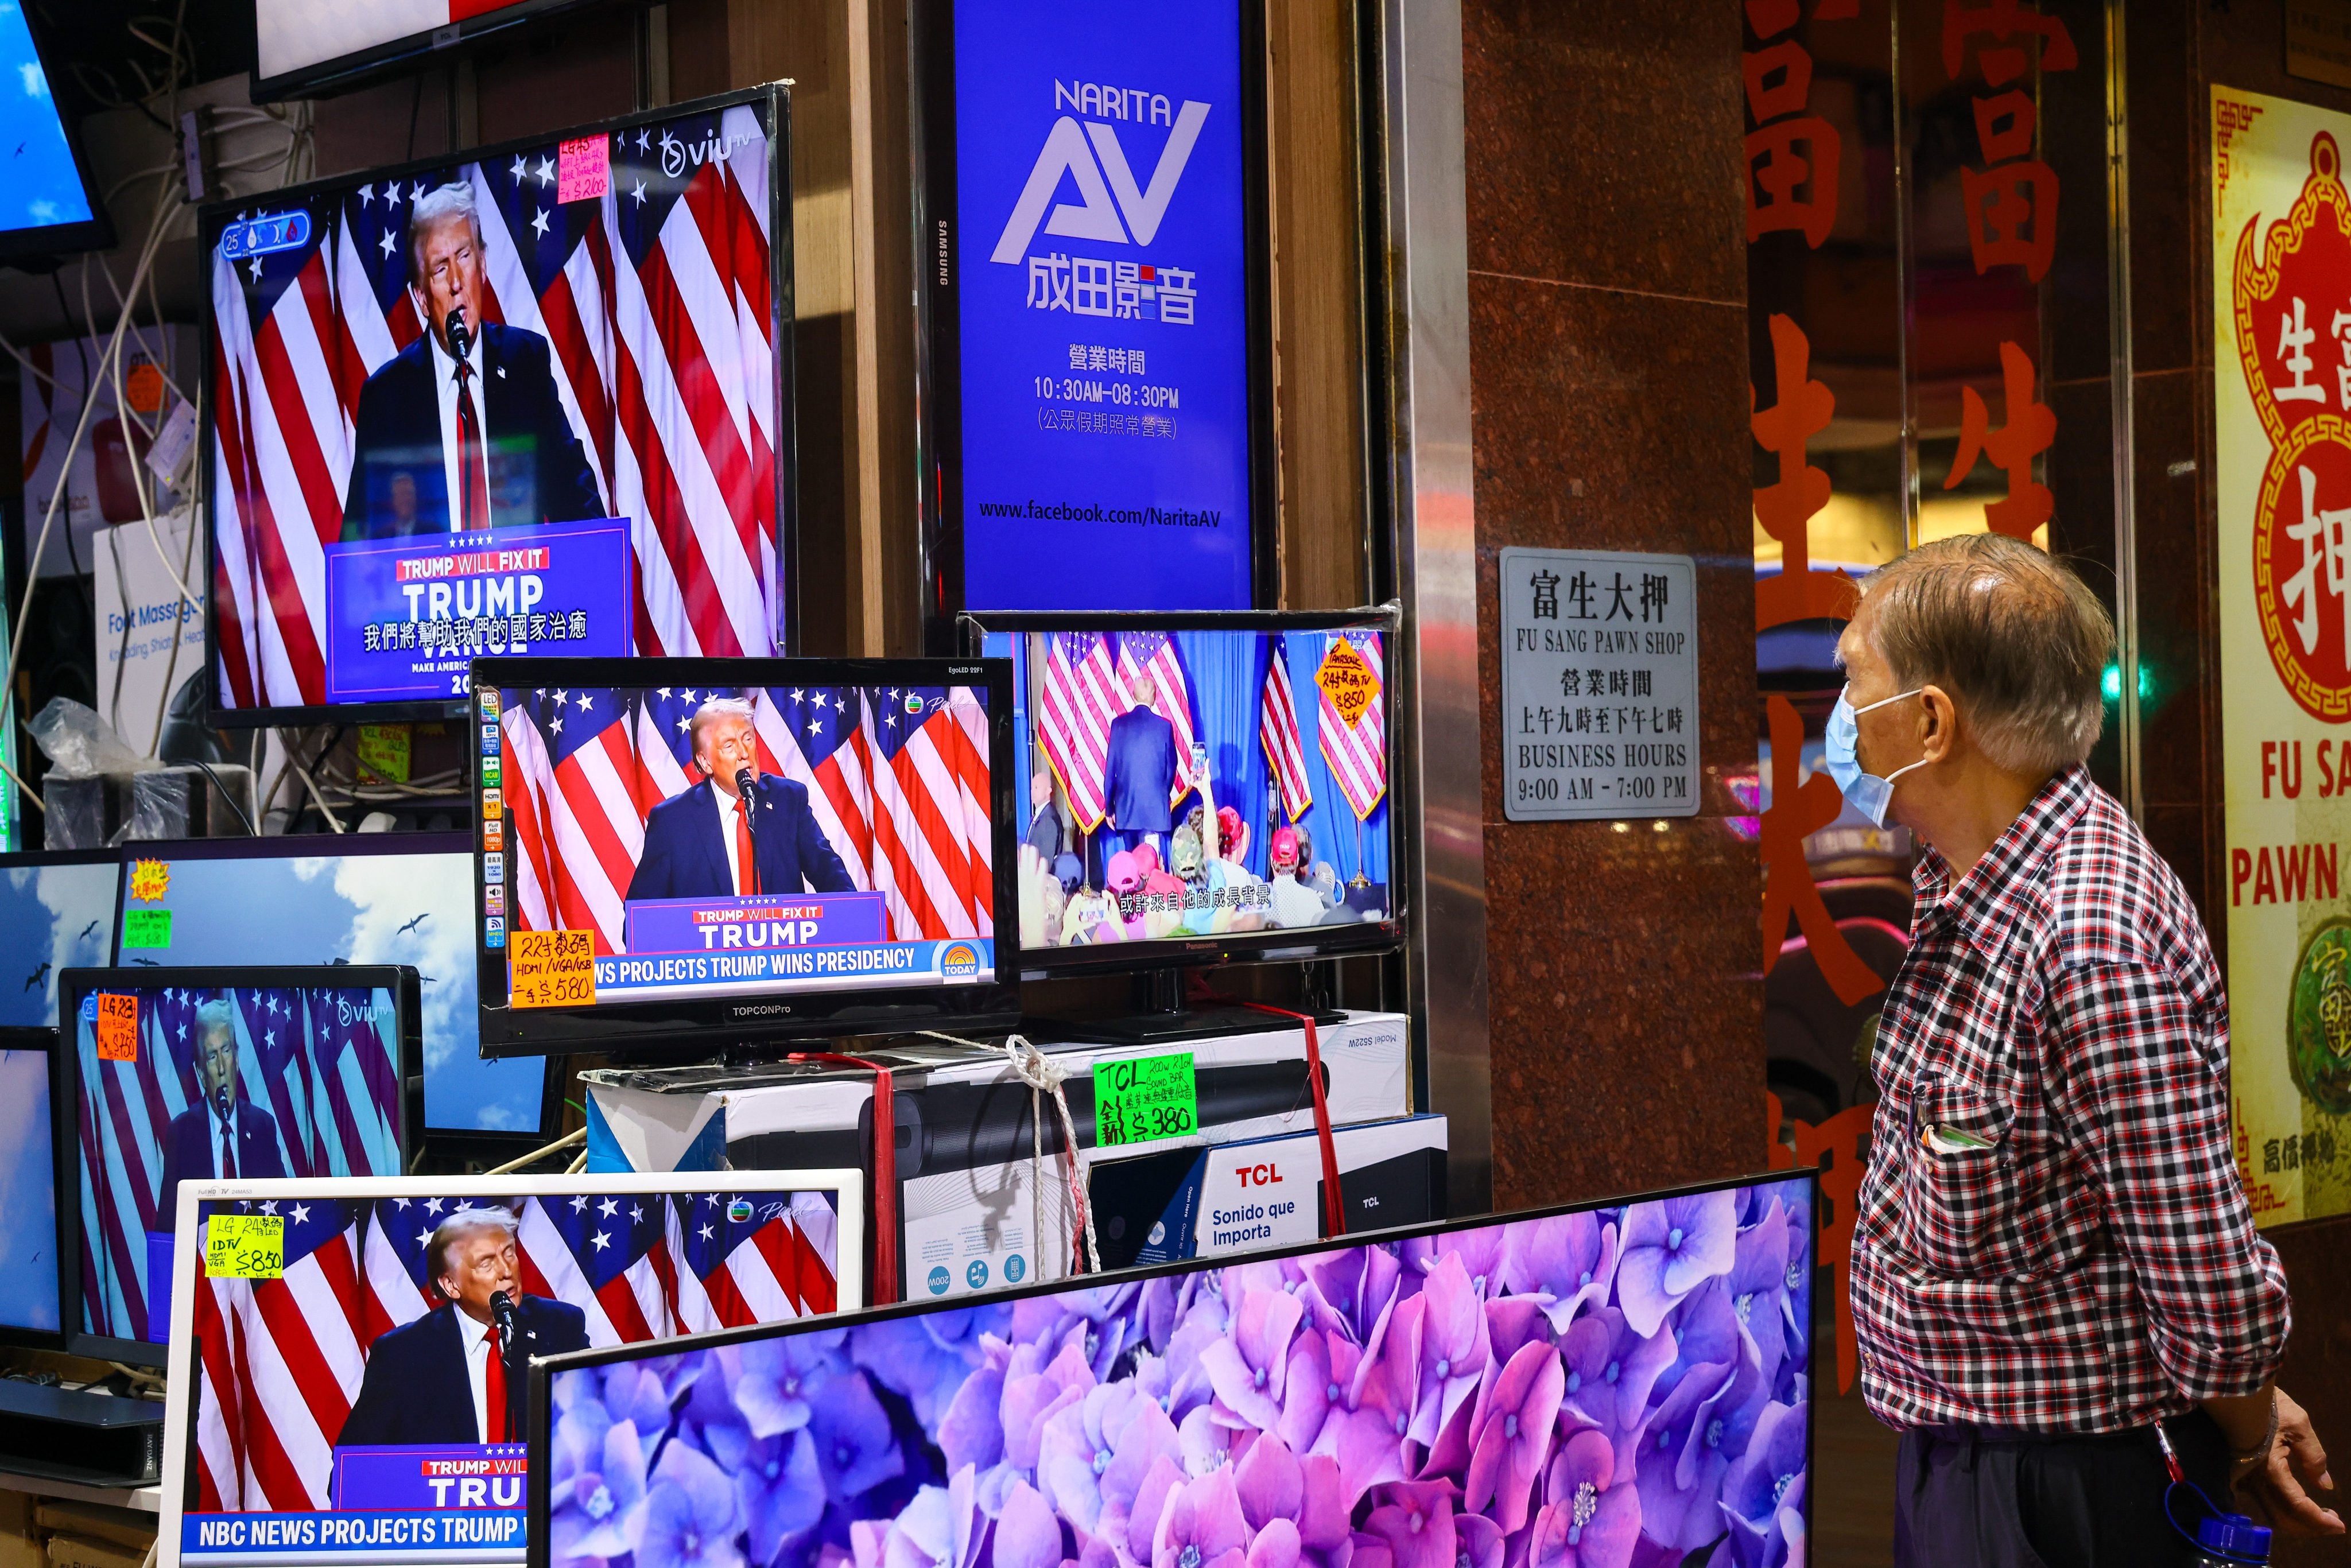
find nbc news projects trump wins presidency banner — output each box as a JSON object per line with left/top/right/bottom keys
{"left": 2214, "top": 86, "right": 2351, "bottom": 1225}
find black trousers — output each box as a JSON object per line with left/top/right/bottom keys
{"left": 1892, "top": 1412, "right": 2233, "bottom": 1567}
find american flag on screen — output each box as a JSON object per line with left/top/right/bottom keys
{"left": 1037, "top": 631, "right": 1122, "bottom": 832}
{"left": 1259, "top": 643, "right": 1313, "bottom": 824}
{"left": 193, "top": 1190, "right": 841, "bottom": 1512}
{"left": 1318, "top": 630, "right": 1387, "bottom": 819}
{"left": 77, "top": 988, "right": 401, "bottom": 1342}
{"left": 1114, "top": 630, "right": 1197, "bottom": 807}
{"left": 501, "top": 684, "right": 992, "bottom": 954}
{"left": 210, "top": 102, "right": 779, "bottom": 709}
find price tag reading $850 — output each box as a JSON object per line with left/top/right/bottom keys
{"left": 1093, "top": 1051, "right": 1198, "bottom": 1148}
{"left": 510, "top": 929, "right": 598, "bottom": 1009}
{"left": 205, "top": 1214, "right": 284, "bottom": 1280}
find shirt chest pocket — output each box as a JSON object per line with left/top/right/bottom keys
{"left": 1900, "top": 1076, "right": 2020, "bottom": 1276}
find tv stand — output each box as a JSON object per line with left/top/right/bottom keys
{"left": 1068, "top": 967, "right": 1345, "bottom": 1045}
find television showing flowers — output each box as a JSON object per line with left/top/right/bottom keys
{"left": 541, "top": 1175, "right": 1811, "bottom": 1568}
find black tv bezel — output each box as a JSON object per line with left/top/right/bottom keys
{"left": 249, "top": 0, "right": 623, "bottom": 104}
{"left": 0, "top": 0, "right": 118, "bottom": 266}
{"left": 907, "top": 0, "right": 1281, "bottom": 644}
{"left": 55, "top": 963, "right": 424, "bottom": 1368}
{"left": 959, "top": 606, "right": 1405, "bottom": 977}
{"left": 524, "top": 1165, "right": 1824, "bottom": 1568}
{"left": 112, "top": 832, "right": 565, "bottom": 1148}
{"left": 0, "top": 1026, "right": 70, "bottom": 1352}
{"left": 200, "top": 83, "right": 797, "bottom": 729}
{"left": 470, "top": 655, "right": 1022, "bottom": 1057}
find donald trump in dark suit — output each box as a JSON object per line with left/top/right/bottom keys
{"left": 1101, "top": 668, "right": 1179, "bottom": 867}
{"left": 338, "top": 1208, "right": 587, "bottom": 1449}
{"left": 157, "top": 999, "right": 285, "bottom": 1224}
{"left": 626, "top": 697, "right": 856, "bottom": 902}
{"left": 337, "top": 183, "right": 602, "bottom": 542}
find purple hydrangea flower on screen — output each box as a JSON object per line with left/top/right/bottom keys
{"left": 638, "top": 1438, "right": 745, "bottom": 1568}
{"left": 1274, "top": 1326, "right": 1335, "bottom": 1457}
{"left": 1719, "top": 1400, "right": 1807, "bottom": 1568}
{"left": 810, "top": 1370, "right": 908, "bottom": 1502}
{"left": 1162, "top": 1306, "right": 1231, "bottom": 1422}
{"left": 1301, "top": 1245, "right": 1402, "bottom": 1345}
{"left": 1502, "top": 1214, "right": 1620, "bottom": 1333}
{"left": 1310, "top": 1295, "right": 1420, "bottom": 1507}
{"left": 1154, "top": 1465, "right": 1251, "bottom": 1568}
{"left": 1451, "top": 1513, "right": 1502, "bottom": 1568}
{"left": 1633, "top": 1345, "right": 1767, "bottom": 1554}
{"left": 1407, "top": 1255, "right": 1490, "bottom": 1449}
{"left": 730, "top": 1428, "right": 824, "bottom": 1566}
{"left": 875, "top": 1467, "right": 983, "bottom": 1568}
{"left": 1526, "top": 1430, "right": 1639, "bottom": 1568}
{"left": 1003, "top": 1338, "right": 1099, "bottom": 1472}
{"left": 1556, "top": 1307, "right": 1675, "bottom": 1479}
{"left": 995, "top": 1479, "right": 1066, "bottom": 1568}
{"left": 1479, "top": 1295, "right": 1551, "bottom": 1369}
{"left": 723, "top": 1332, "right": 852, "bottom": 1438}
{"left": 1644, "top": 1280, "right": 1737, "bottom": 1412}
{"left": 1202, "top": 1287, "right": 1306, "bottom": 1432}
{"left": 1778, "top": 1197, "right": 1813, "bottom": 1387}
{"left": 1245, "top": 1516, "right": 1302, "bottom": 1568}
{"left": 1724, "top": 1199, "right": 1793, "bottom": 1394}
{"left": 1461, "top": 1340, "right": 1564, "bottom": 1533}
{"left": 602, "top": 1358, "right": 689, "bottom": 1439}
{"left": 548, "top": 1396, "right": 649, "bottom": 1564}
{"left": 1227, "top": 1427, "right": 1351, "bottom": 1557}
{"left": 852, "top": 1309, "right": 999, "bottom": 1429}
{"left": 1615, "top": 1192, "right": 1737, "bottom": 1338}
{"left": 938, "top": 1341, "right": 1011, "bottom": 1478}
{"left": 1041, "top": 1377, "right": 1183, "bottom": 1536}
{"left": 1402, "top": 1225, "right": 1505, "bottom": 1298}
{"left": 1124, "top": 1454, "right": 1189, "bottom": 1565}
{"left": 1364, "top": 1480, "right": 1459, "bottom": 1568}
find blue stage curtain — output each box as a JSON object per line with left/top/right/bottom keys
{"left": 1284, "top": 630, "right": 1392, "bottom": 888}
{"left": 1170, "top": 629, "right": 1273, "bottom": 879}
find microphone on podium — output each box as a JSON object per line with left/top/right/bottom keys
{"left": 735, "top": 768, "right": 758, "bottom": 816}
{"left": 446, "top": 305, "right": 473, "bottom": 360}
{"left": 489, "top": 1288, "right": 519, "bottom": 1355}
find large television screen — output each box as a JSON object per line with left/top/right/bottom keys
{"left": 0, "top": 0, "right": 111, "bottom": 261}
{"left": 0, "top": 850, "right": 121, "bottom": 1028}
{"left": 59, "top": 967, "right": 419, "bottom": 1363}
{"left": 0, "top": 1028, "right": 63, "bottom": 1344}
{"left": 967, "top": 611, "right": 1398, "bottom": 971}
{"left": 473, "top": 657, "right": 1018, "bottom": 1054}
{"left": 156, "top": 1172, "right": 864, "bottom": 1568}
{"left": 205, "top": 87, "right": 789, "bottom": 724}
{"left": 527, "top": 1170, "right": 1815, "bottom": 1568}
{"left": 254, "top": 1, "right": 617, "bottom": 101}
{"left": 115, "top": 836, "right": 556, "bottom": 1140}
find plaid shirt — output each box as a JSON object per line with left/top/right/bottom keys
{"left": 1851, "top": 766, "right": 2290, "bottom": 1432}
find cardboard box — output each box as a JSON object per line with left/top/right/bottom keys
{"left": 29, "top": 1504, "right": 150, "bottom": 1557}
{"left": 43, "top": 1537, "right": 146, "bottom": 1568}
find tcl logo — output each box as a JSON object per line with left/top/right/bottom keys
{"left": 1236, "top": 1164, "right": 1285, "bottom": 1187}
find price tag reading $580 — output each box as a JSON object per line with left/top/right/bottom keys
{"left": 1093, "top": 1051, "right": 1198, "bottom": 1147}
{"left": 510, "top": 929, "right": 598, "bottom": 1008}
{"left": 205, "top": 1214, "right": 285, "bottom": 1280}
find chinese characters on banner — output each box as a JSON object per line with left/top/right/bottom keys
{"left": 2212, "top": 90, "right": 2351, "bottom": 1227}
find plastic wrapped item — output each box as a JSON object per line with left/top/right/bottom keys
{"left": 126, "top": 764, "right": 255, "bottom": 839}
{"left": 27, "top": 697, "right": 148, "bottom": 779}
{"left": 44, "top": 775, "right": 127, "bottom": 849}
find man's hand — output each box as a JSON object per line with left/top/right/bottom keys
{"left": 2236, "top": 1388, "right": 2343, "bottom": 1536}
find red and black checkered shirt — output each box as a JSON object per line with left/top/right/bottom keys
{"left": 1851, "top": 766, "right": 2290, "bottom": 1432}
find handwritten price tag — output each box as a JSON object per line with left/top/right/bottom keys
{"left": 557, "top": 135, "right": 611, "bottom": 203}
{"left": 510, "top": 929, "right": 597, "bottom": 1009}
{"left": 1093, "top": 1051, "right": 1197, "bottom": 1147}
{"left": 121, "top": 909, "right": 172, "bottom": 950}
{"left": 205, "top": 1214, "right": 284, "bottom": 1279}
{"left": 94, "top": 993, "right": 139, "bottom": 1061}
{"left": 1316, "top": 638, "right": 1379, "bottom": 729}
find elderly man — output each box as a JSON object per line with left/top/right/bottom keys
{"left": 337, "top": 182, "right": 602, "bottom": 540}
{"left": 626, "top": 696, "right": 856, "bottom": 902}
{"left": 1101, "top": 667, "right": 1179, "bottom": 872}
{"left": 156, "top": 998, "right": 284, "bottom": 1223}
{"left": 1838, "top": 534, "right": 2340, "bottom": 1561}
{"left": 337, "top": 1207, "right": 587, "bottom": 1448}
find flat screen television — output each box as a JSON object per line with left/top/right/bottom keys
{"left": 252, "top": 0, "right": 621, "bottom": 103}
{"left": 0, "top": 848, "right": 121, "bottom": 1028}
{"left": 115, "top": 835, "right": 560, "bottom": 1146}
{"left": 961, "top": 610, "right": 1400, "bottom": 976}
{"left": 0, "top": 1027, "right": 67, "bottom": 1347}
{"left": 525, "top": 1169, "right": 1818, "bottom": 1568}
{"left": 0, "top": 0, "right": 114, "bottom": 263}
{"left": 204, "top": 86, "right": 792, "bottom": 725}
{"left": 471, "top": 656, "right": 1019, "bottom": 1055}
{"left": 155, "top": 1170, "right": 866, "bottom": 1568}
{"left": 57, "top": 965, "right": 421, "bottom": 1365}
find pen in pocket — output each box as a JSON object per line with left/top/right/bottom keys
{"left": 1921, "top": 1123, "right": 1995, "bottom": 1155}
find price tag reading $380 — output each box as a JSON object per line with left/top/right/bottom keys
{"left": 1092, "top": 1051, "right": 1198, "bottom": 1147}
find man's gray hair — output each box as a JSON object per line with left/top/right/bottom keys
{"left": 195, "top": 998, "right": 234, "bottom": 1038}
{"left": 688, "top": 696, "right": 757, "bottom": 759}
{"left": 408, "top": 183, "right": 485, "bottom": 282}
{"left": 1855, "top": 533, "right": 2114, "bottom": 777}
{"left": 428, "top": 1206, "right": 519, "bottom": 1281}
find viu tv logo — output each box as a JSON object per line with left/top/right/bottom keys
{"left": 989, "top": 84, "right": 1212, "bottom": 264}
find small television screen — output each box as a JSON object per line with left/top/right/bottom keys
{"left": 472, "top": 657, "right": 1019, "bottom": 1054}
{"left": 115, "top": 836, "right": 556, "bottom": 1141}
{"left": 59, "top": 966, "right": 421, "bottom": 1363}
{"left": 205, "top": 87, "right": 788, "bottom": 724}
{"left": 156, "top": 1171, "right": 865, "bottom": 1568}
{"left": 0, "top": 1028, "right": 63, "bottom": 1344}
{"left": 253, "top": 0, "right": 616, "bottom": 101}
{"left": 0, "top": 849, "right": 121, "bottom": 1028}
{"left": 527, "top": 1170, "right": 1817, "bottom": 1568}
{"left": 0, "top": 1, "right": 111, "bottom": 262}
{"left": 964, "top": 611, "right": 1399, "bottom": 970}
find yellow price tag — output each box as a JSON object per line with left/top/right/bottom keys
{"left": 1316, "top": 638, "right": 1379, "bottom": 729}
{"left": 205, "top": 1214, "right": 284, "bottom": 1280}
{"left": 510, "top": 929, "right": 598, "bottom": 1008}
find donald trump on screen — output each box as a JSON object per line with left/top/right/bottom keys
{"left": 625, "top": 697, "right": 857, "bottom": 903}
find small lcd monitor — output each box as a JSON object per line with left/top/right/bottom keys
{"left": 0, "top": 0, "right": 113, "bottom": 264}
{"left": 253, "top": 0, "right": 618, "bottom": 102}
{"left": 155, "top": 1171, "right": 865, "bottom": 1568}
{"left": 0, "top": 848, "right": 120, "bottom": 1028}
{"left": 527, "top": 1169, "right": 1817, "bottom": 1568}
{"left": 115, "top": 836, "right": 558, "bottom": 1146}
{"left": 205, "top": 85, "right": 790, "bottom": 726}
{"left": 0, "top": 1027, "right": 65, "bottom": 1346}
{"left": 961, "top": 610, "right": 1401, "bottom": 975}
{"left": 471, "top": 656, "right": 1019, "bottom": 1055}
{"left": 57, "top": 965, "right": 422, "bottom": 1365}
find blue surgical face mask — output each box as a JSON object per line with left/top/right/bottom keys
{"left": 1824, "top": 685, "right": 1927, "bottom": 828}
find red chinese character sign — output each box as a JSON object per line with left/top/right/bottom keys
{"left": 1945, "top": 340, "right": 2057, "bottom": 541}
{"left": 2213, "top": 92, "right": 2351, "bottom": 1228}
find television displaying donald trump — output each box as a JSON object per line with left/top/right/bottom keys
{"left": 483, "top": 676, "right": 999, "bottom": 1008}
